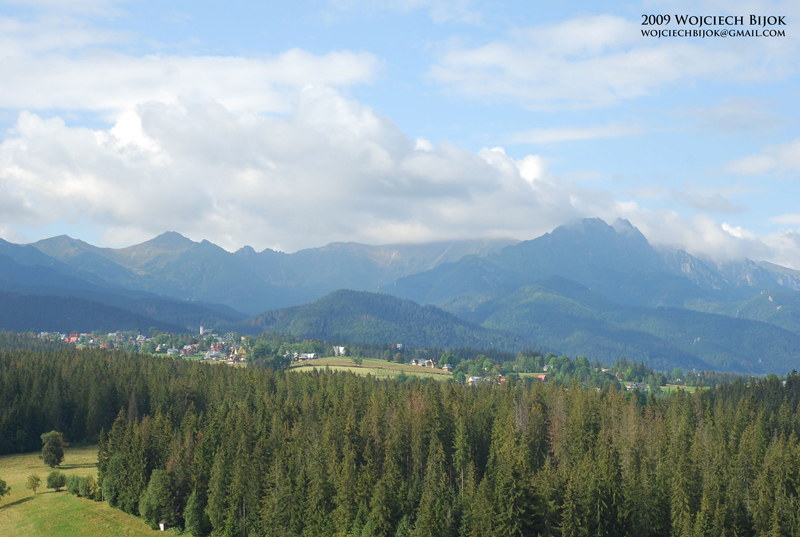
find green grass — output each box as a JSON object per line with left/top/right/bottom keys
{"left": 0, "top": 446, "right": 154, "bottom": 536}
{"left": 661, "top": 384, "right": 708, "bottom": 393}
{"left": 290, "top": 357, "right": 452, "bottom": 379}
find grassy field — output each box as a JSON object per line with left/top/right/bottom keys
{"left": 290, "top": 357, "right": 452, "bottom": 379}
{"left": 0, "top": 445, "right": 155, "bottom": 536}
{"left": 662, "top": 384, "right": 707, "bottom": 393}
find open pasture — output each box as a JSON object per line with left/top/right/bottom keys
{"left": 0, "top": 445, "right": 154, "bottom": 536}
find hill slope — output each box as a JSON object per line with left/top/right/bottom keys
{"left": 384, "top": 218, "right": 800, "bottom": 310}
{"left": 0, "top": 252, "right": 246, "bottom": 330}
{"left": 469, "top": 277, "right": 800, "bottom": 374}
{"left": 0, "top": 291, "right": 185, "bottom": 333}
{"left": 238, "top": 290, "right": 531, "bottom": 351}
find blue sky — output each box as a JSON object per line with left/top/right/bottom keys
{"left": 1, "top": 0, "right": 799, "bottom": 267}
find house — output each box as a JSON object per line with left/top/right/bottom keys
{"left": 333, "top": 346, "right": 347, "bottom": 356}
{"left": 410, "top": 359, "right": 421, "bottom": 366}
{"left": 423, "top": 359, "right": 437, "bottom": 368}
{"left": 534, "top": 374, "right": 547, "bottom": 382}
{"left": 542, "top": 364, "right": 551, "bottom": 372}
{"left": 497, "top": 374, "right": 506, "bottom": 384}
{"left": 391, "top": 343, "right": 403, "bottom": 350}
{"left": 181, "top": 345, "right": 195, "bottom": 356}
{"left": 626, "top": 382, "right": 648, "bottom": 391}
{"left": 468, "top": 376, "right": 483, "bottom": 386}
{"left": 300, "top": 353, "right": 316, "bottom": 360}
{"left": 206, "top": 350, "right": 223, "bottom": 360}
{"left": 167, "top": 348, "right": 180, "bottom": 357}
{"left": 442, "top": 364, "right": 453, "bottom": 372}
{"left": 67, "top": 334, "right": 79, "bottom": 343}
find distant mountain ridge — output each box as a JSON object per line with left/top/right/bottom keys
{"left": 385, "top": 218, "right": 800, "bottom": 308}
{"left": 0, "top": 241, "right": 247, "bottom": 332}
{"left": 31, "top": 234, "right": 517, "bottom": 314}
{"left": 3, "top": 220, "right": 800, "bottom": 373}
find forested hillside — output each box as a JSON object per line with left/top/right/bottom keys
{"left": 3, "top": 349, "right": 800, "bottom": 536}
{"left": 238, "top": 290, "right": 531, "bottom": 351}
{"left": 0, "top": 291, "right": 186, "bottom": 333}
{"left": 468, "top": 277, "right": 800, "bottom": 374}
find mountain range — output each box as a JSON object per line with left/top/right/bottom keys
{"left": 2, "top": 218, "right": 800, "bottom": 373}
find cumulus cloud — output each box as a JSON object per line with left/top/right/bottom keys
{"left": 1, "top": 86, "right": 798, "bottom": 268}
{"left": 617, "top": 208, "right": 774, "bottom": 263}
{"left": 427, "top": 14, "right": 792, "bottom": 110}
{"left": 0, "top": 88, "right": 584, "bottom": 251}
{"left": 2, "top": 82, "right": 797, "bottom": 267}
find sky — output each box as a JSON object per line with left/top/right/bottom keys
{"left": 0, "top": 0, "right": 799, "bottom": 267}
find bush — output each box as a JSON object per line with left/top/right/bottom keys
{"left": 78, "top": 476, "right": 97, "bottom": 498}
{"left": 67, "top": 474, "right": 80, "bottom": 495}
{"left": 93, "top": 477, "right": 104, "bottom": 501}
{"left": 46, "top": 471, "right": 67, "bottom": 492}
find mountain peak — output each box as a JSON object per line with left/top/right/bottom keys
{"left": 235, "top": 245, "right": 257, "bottom": 256}
{"left": 148, "top": 231, "right": 194, "bottom": 247}
{"left": 612, "top": 218, "right": 635, "bottom": 234}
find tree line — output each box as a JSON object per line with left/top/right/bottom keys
{"left": 2, "top": 348, "right": 800, "bottom": 536}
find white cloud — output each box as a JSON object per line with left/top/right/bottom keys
{"left": 618, "top": 209, "right": 774, "bottom": 263}
{"left": 0, "top": 46, "right": 381, "bottom": 114}
{"left": 688, "top": 98, "right": 785, "bottom": 133}
{"left": 0, "top": 14, "right": 381, "bottom": 115}
{"left": 1, "top": 87, "right": 798, "bottom": 268}
{"left": 628, "top": 185, "right": 745, "bottom": 213}
{"left": 724, "top": 138, "right": 800, "bottom": 175}
{"left": 511, "top": 122, "right": 642, "bottom": 144}
{"left": 771, "top": 214, "right": 800, "bottom": 225}
{"left": 0, "top": 88, "right": 582, "bottom": 251}
{"left": 428, "top": 14, "right": 794, "bottom": 110}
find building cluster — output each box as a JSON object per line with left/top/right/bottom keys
{"left": 409, "top": 358, "right": 438, "bottom": 368}
{"left": 36, "top": 331, "right": 150, "bottom": 350}
{"left": 167, "top": 329, "right": 246, "bottom": 363}
{"left": 467, "top": 374, "right": 508, "bottom": 386}
{"left": 34, "top": 328, "right": 249, "bottom": 364}
{"left": 290, "top": 352, "right": 318, "bottom": 361}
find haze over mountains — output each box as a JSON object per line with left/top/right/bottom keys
{"left": 3, "top": 218, "right": 800, "bottom": 373}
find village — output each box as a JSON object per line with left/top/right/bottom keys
{"left": 34, "top": 327, "right": 249, "bottom": 364}
{"left": 32, "top": 330, "right": 653, "bottom": 390}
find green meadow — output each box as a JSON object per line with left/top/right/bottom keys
{"left": 0, "top": 445, "right": 154, "bottom": 536}
{"left": 290, "top": 356, "right": 452, "bottom": 379}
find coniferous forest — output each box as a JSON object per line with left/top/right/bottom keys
{"left": 3, "top": 348, "right": 800, "bottom": 536}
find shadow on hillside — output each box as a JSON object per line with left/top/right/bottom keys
{"left": 0, "top": 496, "right": 35, "bottom": 510}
